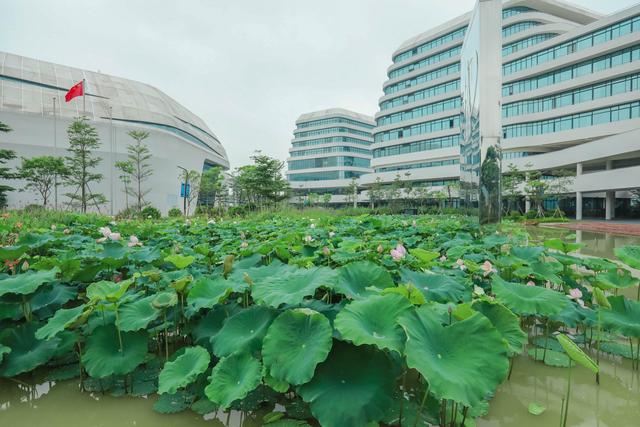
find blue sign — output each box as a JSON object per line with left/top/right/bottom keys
{"left": 180, "top": 183, "right": 190, "bottom": 198}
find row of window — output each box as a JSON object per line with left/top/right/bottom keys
{"left": 291, "top": 136, "right": 371, "bottom": 148}
{"left": 294, "top": 126, "right": 372, "bottom": 139}
{"left": 392, "top": 26, "right": 467, "bottom": 64}
{"left": 502, "top": 151, "right": 536, "bottom": 160}
{"left": 292, "top": 187, "right": 346, "bottom": 196}
{"left": 502, "top": 33, "right": 557, "bottom": 57}
{"left": 384, "top": 62, "right": 460, "bottom": 95}
{"left": 381, "top": 79, "right": 460, "bottom": 110}
{"left": 288, "top": 171, "right": 367, "bottom": 182}
{"left": 375, "top": 158, "right": 459, "bottom": 173}
{"left": 502, "top": 100, "right": 640, "bottom": 138}
{"left": 503, "top": 72, "right": 640, "bottom": 117}
{"left": 389, "top": 45, "right": 462, "bottom": 79}
{"left": 502, "top": 6, "right": 535, "bottom": 19}
{"left": 374, "top": 115, "right": 459, "bottom": 142}
{"left": 296, "top": 116, "right": 374, "bottom": 130}
{"left": 376, "top": 179, "right": 459, "bottom": 189}
{"left": 503, "top": 45, "right": 640, "bottom": 96}
{"left": 502, "top": 21, "right": 541, "bottom": 38}
{"left": 373, "top": 134, "right": 461, "bottom": 158}
{"left": 503, "top": 15, "right": 640, "bottom": 75}
{"left": 288, "top": 156, "right": 371, "bottom": 170}
{"left": 377, "top": 97, "right": 461, "bottom": 126}
{"left": 290, "top": 145, "right": 372, "bottom": 157}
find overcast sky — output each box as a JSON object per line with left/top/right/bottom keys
{"left": 1, "top": 0, "right": 638, "bottom": 168}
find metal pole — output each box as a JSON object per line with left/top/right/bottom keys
{"left": 177, "top": 166, "right": 187, "bottom": 216}
{"left": 53, "top": 96, "right": 58, "bottom": 210}
{"left": 82, "top": 79, "right": 86, "bottom": 117}
{"left": 109, "top": 106, "right": 114, "bottom": 216}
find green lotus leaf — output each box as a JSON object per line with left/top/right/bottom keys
{"left": 0, "top": 345, "right": 10, "bottom": 363}
{"left": 187, "top": 276, "right": 233, "bottom": 312}
{"left": 0, "top": 323, "right": 60, "bottom": 377}
{"left": 544, "top": 238, "right": 582, "bottom": 254}
{"left": 96, "top": 241, "right": 128, "bottom": 260}
{"left": 381, "top": 284, "right": 426, "bottom": 305}
{"left": 82, "top": 324, "right": 148, "bottom": 378}
{"left": 513, "top": 261, "right": 563, "bottom": 284}
{"left": 152, "top": 290, "right": 178, "bottom": 309}
{"left": 410, "top": 248, "right": 440, "bottom": 264}
{"left": 153, "top": 390, "right": 192, "bottom": 413}
{"left": 0, "top": 244, "right": 28, "bottom": 260}
{"left": 298, "top": 341, "right": 395, "bottom": 427}
{"left": 600, "top": 296, "right": 640, "bottom": 338}
{"left": 334, "top": 293, "right": 412, "bottom": 354}
{"left": 334, "top": 261, "right": 393, "bottom": 299}
{"left": 600, "top": 341, "right": 633, "bottom": 358}
{"left": 527, "top": 348, "right": 573, "bottom": 367}
{"left": 556, "top": 334, "right": 598, "bottom": 373}
{"left": 0, "top": 268, "right": 59, "bottom": 297}
{"left": 510, "top": 246, "right": 545, "bottom": 263}
{"left": 595, "top": 269, "right": 639, "bottom": 290}
{"left": 30, "top": 284, "right": 77, "bottom": 313}
{"left": 117, "top": 295, "right": 161, "bottom": 332}
{"left": 492, "top": 276, "right": 568, "bottom": 317}
{"left": 158, "top": 346, "right": 211, "bottom": 394}
{"left": 190, "top": 398, "right": 218, "bottom": 415}
{"left": 580, "top": 256, "right": 618, "bottom": 272}
{"left": 266, "top": 420, "right": 311, "bottom": 427}
{"left": 262, "top": 308, "right": 332, "bottom": 385}
{"left": 398, "top": 307, "right": 509, "bottom": 407}
{"left": 528, "top": 402, "right": 546, "bottom": 415}
{"left": 35, "top": 304, "right": 85, "bottom": 340}
{"left": 204, "top": 352, "right": 262, "bottom": 410}
{"left": 86, "top": 279, "right": 132, "bottom": 303}
{"left": 211, "top": 305, "right": 277, "bottom": 357}
{"left": 615, "top": 245, "right": 640, "bottom": 269}
{"left": 474, "top": 301, "right": 527, "bottom": 356}
{"left": 400, "top": 269, "right": 469, "bottom": 303}
{"left": 165, "top": 254, "right": 195, "bottom": 269}
{"left": 252, "top": 266, "right": 337, "bottom": 308}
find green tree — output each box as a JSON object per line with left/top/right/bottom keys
{"left": 368, "top": 177, "right": 383, "bottom": 209}
{"left": 502, "top": 163, "right": 525, "bottom": 214}
{"left": 18, "top": 156, "right": 68, "bottom": 206}
{"left": 321, "top": 193, "right": 332, "bottom": 207}
{"left": 345, "top": 177, "right": 358, "bottom": 208}
{"left": 0, "top": 121, "right": 16, "bottom": 208}
{"left": 232, "top": 152, "right": 289, "bottom": 209}
{"left": 125, "top": 130, "right": 153, "bottom": 211}
{"left": 64, "top": 117, "right": 106, "bottom": 213}
{"left": 179, "top": 169, "right": 201, "bottom": 216}
{"left": 524, "top": 167, "right": 548, "bottom": 218}
{"left": 199, "top": 166, "right": 224, "bottom": 207}
{"left": 547, "top": 169, "right": 575, "bottom": 218}
{"left": 115, "top": 160, "right": 134, "bottom": 210}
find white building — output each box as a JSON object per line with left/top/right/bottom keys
{"left": 0, "top": 51, "right": 228, "bottom": 214}
{"left": 362, "top": 0, "right": 640, "bottom": 219}
{"left": 286, "top": 108, "right": 375, "bottom": 205}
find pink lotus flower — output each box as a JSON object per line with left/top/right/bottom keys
{"left": 322, "top": 246, "right": 330, "bottom": 256}
{"left": 390, "top": 244, "right": 407, "bottom": 261}
{"left": 207, "top": 219, "right": 216, "bottom": 225}
{"left": 526, "top": 280, "right": 536, "bottom": 287}
{"left": 304, "top": 235, "right": 314, "bottom": 243}
{"left": 481, "top": 261, "right": 496, "bottom": 277}
{"left": 113, "top": 274, "right": 123, "bottom": 283}
{"left": 128, "top": 235, "right": 142, "bottom": 247}
{"left": 455, "top": 259, "right": 466, "bottom": 270}
{"left": 109, "top": 233, "right": 121, "bottom": 241}
{"left": 439, "top": 255, "right": 447, "bottom": 262}
{"left": 567, "top": 288, "right": 585, "bottom": 307}
{"left": 99, "top": 227, "right": 112, "bottom": 238}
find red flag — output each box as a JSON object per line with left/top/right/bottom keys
{"left": 65, "top": 80, "right": 84, "bottom": 102}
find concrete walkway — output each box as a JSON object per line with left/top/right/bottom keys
{"left": 547, "top": 220, "right": 640, "bottom": 236}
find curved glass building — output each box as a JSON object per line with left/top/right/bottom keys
{"left": 287, "top": 108, "right": 375, "bottom": 204}
{"left": 362, "top": 0, "right": 640, "bottom": 218}
{"left": 0, "top": 51, "right": 228, "bottom": 213}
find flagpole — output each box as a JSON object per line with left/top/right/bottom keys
{"left": 53, "top": 96, "right": 58, "bottom": 210}
{"left": 82, "top": 79, "right": 86, "bottom": 117}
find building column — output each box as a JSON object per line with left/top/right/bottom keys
{"left": 575, "top": 162, "right": 583, "bottom": 220}
{"left": 525, "top": 197, "right": 531, "bottom": 213}
{"left": 605, "top": 191, "right": 615, "bottom": 220}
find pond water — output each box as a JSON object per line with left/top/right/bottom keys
{"left": 1, "top": 226, "right": 638, "bottom": 427}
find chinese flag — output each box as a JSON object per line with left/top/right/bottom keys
{"left": 65, "top": 80, "right": 84, "bottom": 102}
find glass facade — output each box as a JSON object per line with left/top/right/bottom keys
{"left": 502, "top": 21, "right": 541, "bottom": 38}
{"left": 393, "top": 26, "right": 467, "bottom": 63}
{"left": 503, "top": 45, "right": 640, "bottom": 96}
{"left": 380, "top": 79, "right": 460, "bottom": 110}
{"left": 503, "top": 73, "right": 640, "bottom": 117}
{"left": 377, "top": 97, "right": 461, "bottom": 126}
{"left": 292, "top": 136, "right": 371, "bottom": 148}
{"left": 389, "top": 45, "right": 462, "bottom": 79}
{"left": 288, "top": 156, "right": 371, "bottom": 170}
{"left": 502, "top": 33, "right": 557, "bottom": 56}
{"left": 373, "top": 134, "right": 460, "bottom": 158}
{"left": 384, "top": 63, "right": 460, "bottom": 95}
{"left": 297, "top": 116, "right": 375, "bottom": 129}
{"left": 503, "top": 101, "right": 640, "bottom": 138}
{"left": 288, "top": 171, "right": 367, "bottom": 182}
{"left": 375, "top": 115, "right": 459, "bottom": 142}
{"left": 375, "top": 158, "right": 458, "bottom": 173}
{"left": 503, "top": 15, "right": 640, "bottom": 75}
{"left": 502, "top": 6, "right": 534, "bottom": 19}
{"left": 290, "top": 146, "right": 371, "bottom": 157}
{"left": 294, "top": 126, "right": 372, "bottom": 138}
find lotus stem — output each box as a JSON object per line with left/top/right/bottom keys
{"left": 413, "top": 382, "right": 430, "bottom": 427}
{"left": 450, "top": 401, "right": 457, "bottom": 427}
{"left": 561, "top": 365, "right": 572, "bottom": 427}
{"left": 596, "top": 312, "right": 601, "bottom": 385}
{"left": 507, "top": 357, "right": 514, "bottom": 380}
{"left": 399, "top": 369, "right": 407, "bottom": 426}
{"left": 113, "top": 303, "right": 124, "bottom": 352}
{"left": 77, "top": 341, "right": 84, "bottom": 392}
{"left": 461, "top": 406, "right": 469, "bottom": 426}
{"left": 163, "top": 310, "right": 169, "bottom": 361}
{"left": 543, "top": 320, "right": 549, "bottom": 363}
{"left": 439, "top": 399, "right": 446, "bottom": 427}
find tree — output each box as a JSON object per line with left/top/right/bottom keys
{"left": 321, "top": 193, "right": 332, "bottom": 207}
{"left": 524, "top": 167, "right": 548, "bottom": 218}
{"left": 179, "top": 169, "right": 201, "bottom": 216}
{"left": 232, "top": 152, "right": 289, "bottom": 210}
{"left": 115, "top": 160, "right": 134, "bottom": 210}
{"left": 502, "top": 163, "right": 525, "bottom": 214}
{"left": 368, "top": 177, "right": 384, "bottom": 209}
{"left": 125, "top": 130, "right": 153, "bottom": 211}
{"left": 547, "top": 169, "right": 575, "bottom": 218}
{"left": 0, "top": 121, "right": 16, "bottom": 208}
{"left": 386, "top": 174, "right": 403, "bottom": 212}
{"left": 199, "top": 166, "right": 224, "bottom": 207}
{"left": 345, "top": 177, "right": 358, "bottom": 208}
{"left": 64, "top": 117, "right": 105, "bottom": 213}
{"left": 18, "top": 156, "right": 68, "bottom": 206}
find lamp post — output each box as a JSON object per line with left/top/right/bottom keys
{"left": 177, "top": 166, "right": 188, "bottom": 216}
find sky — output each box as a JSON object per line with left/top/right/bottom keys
{"left": 1, "top": 0, "right": 639, "bottom": 168}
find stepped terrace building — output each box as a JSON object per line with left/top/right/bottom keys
{"left": 0, "top": 51, "right": 228, "bottom": 214}
{"left": 362, "top": 0, "right": 640, "bottom": 219}
{"left": 286, "top": 108, "right": 375, "bottom": 205}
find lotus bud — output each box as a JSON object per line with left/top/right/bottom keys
{"left": 21, "top": 260, "right": 29, "bottom": 271}
{"left": 377, "top": 244, "right": 384, "bottom": 254}
{"left": 240, "top": 241, "right": 249, "bottom": 249}
{"left": 322, "top": 246, "right": 330, "bottom": 256}
{"left": 329, "top": 231, "right": 335, "bottom": 238}
{"left": 243, "top": 272, "right": 254, "bottom": 287}
{"left": 223, "top": 254, "right": 235, "bottom": 278}
{"left": 412, "top": 220, "right": 417, "bottom": 227}
{"left": 63, "top": 228, "right": 71, "bottom": 234}
{"left": 51, "top": 224, "right": 57, "bottom": 231}
{"left": 526, "top": 280, "right": 536, "bottom": 286}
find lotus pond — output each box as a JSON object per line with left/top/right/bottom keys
{"left": 0, "top": 213, "right": 639, "bottom": 427}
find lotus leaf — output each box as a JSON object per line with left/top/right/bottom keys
{"left": 153, "top": 390, "right": 192, "bottom": 413}
{"left": 615, "top": 245, "right": 640, "bottom": 269}
{"left": 398, "top": 307, "right": 509, "bottom": 407}
{"left": 0, "top": 268, "right": 59, "bottom": 297}
{"left": 595, "top": 269, "right": 639, "bottom": 290}
{"left": 204, "top": 352, "right": 262, "bottom": 410}
{"left": 474, "top": 301, "right": 527, "bottom": 356}
{"left": 0, "top": 345, "right": 9, "bottom": 363}
{"left": 527, "top": 348, "right": 573, "bottom": 367}
{"left": 187, "top": 276, "right": 233, "bottom": 311}
{"left": 86, "top": 279, "right": 132, "bottom": 302}
{"left": 510, "top": 246, "right": 545, "bottom": 263}
{"left": 544, "top": 238, "right": 582, "bottom": 254}
{"left": 262, "top": 308, "right": 332, "bottom": 385}
{"left": 298, "top": 341, "right": 395, "bottom": 427}
{"left": 600, "top": 296, "right": 640, "bottom": 337}
{"left": 35, "top": 304, "right": 85, "bottom": 340}
{"left": 211, "top": 305, "right": 276, "bottom": 357}
{"left": 82, "top": 324, "right": 148, "bottom": 378}
{"left": 252, "top": 266, "right": 337, "bottom": 308}
{"left": 158, "top": 346, "right": 211, "bottom": 394}
{"left": 528, "top": 403, "right": 546, "bottom": 415}
{"left": 492, "top": 276, "right": 567, "bottom": 317}
{"left": 556, "top": 334, "right": 598, "bottom": 373}
{"left": 334, "top": 261, "right": 393, "bottom": 299}
{"left": 164, "top": 254, "right": 195, "bottom": 269}
{"left": 400, "top": 269, "right": 469, "bottom": 303}
{"left": 152, "top": 290, "right": 178, "bottom": 309}
{"left": 117, "top": 295, "right": 161, "bottom": 332}
{"left": 334, "top": 293, "right": 412, "bottom": 354}
{"left": 0, "top": 323, "right": 60, "bottom": 377}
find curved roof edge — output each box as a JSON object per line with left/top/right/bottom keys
{"left": 296, "top": 108, "right": 375, "bottom": 125}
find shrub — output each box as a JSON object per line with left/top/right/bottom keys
{"left": 140, "top": 206, "right": 161, "bottom": 220}
{"left": 167, "top": 207, "right": 183, "bottom": 218}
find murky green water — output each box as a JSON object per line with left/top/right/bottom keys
{"left": 1, "top": 226, "right": 638, "bottom": 427}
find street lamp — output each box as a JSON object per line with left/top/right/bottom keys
{"left": 177, "top": 166, "right": 189, "bottom": 216}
